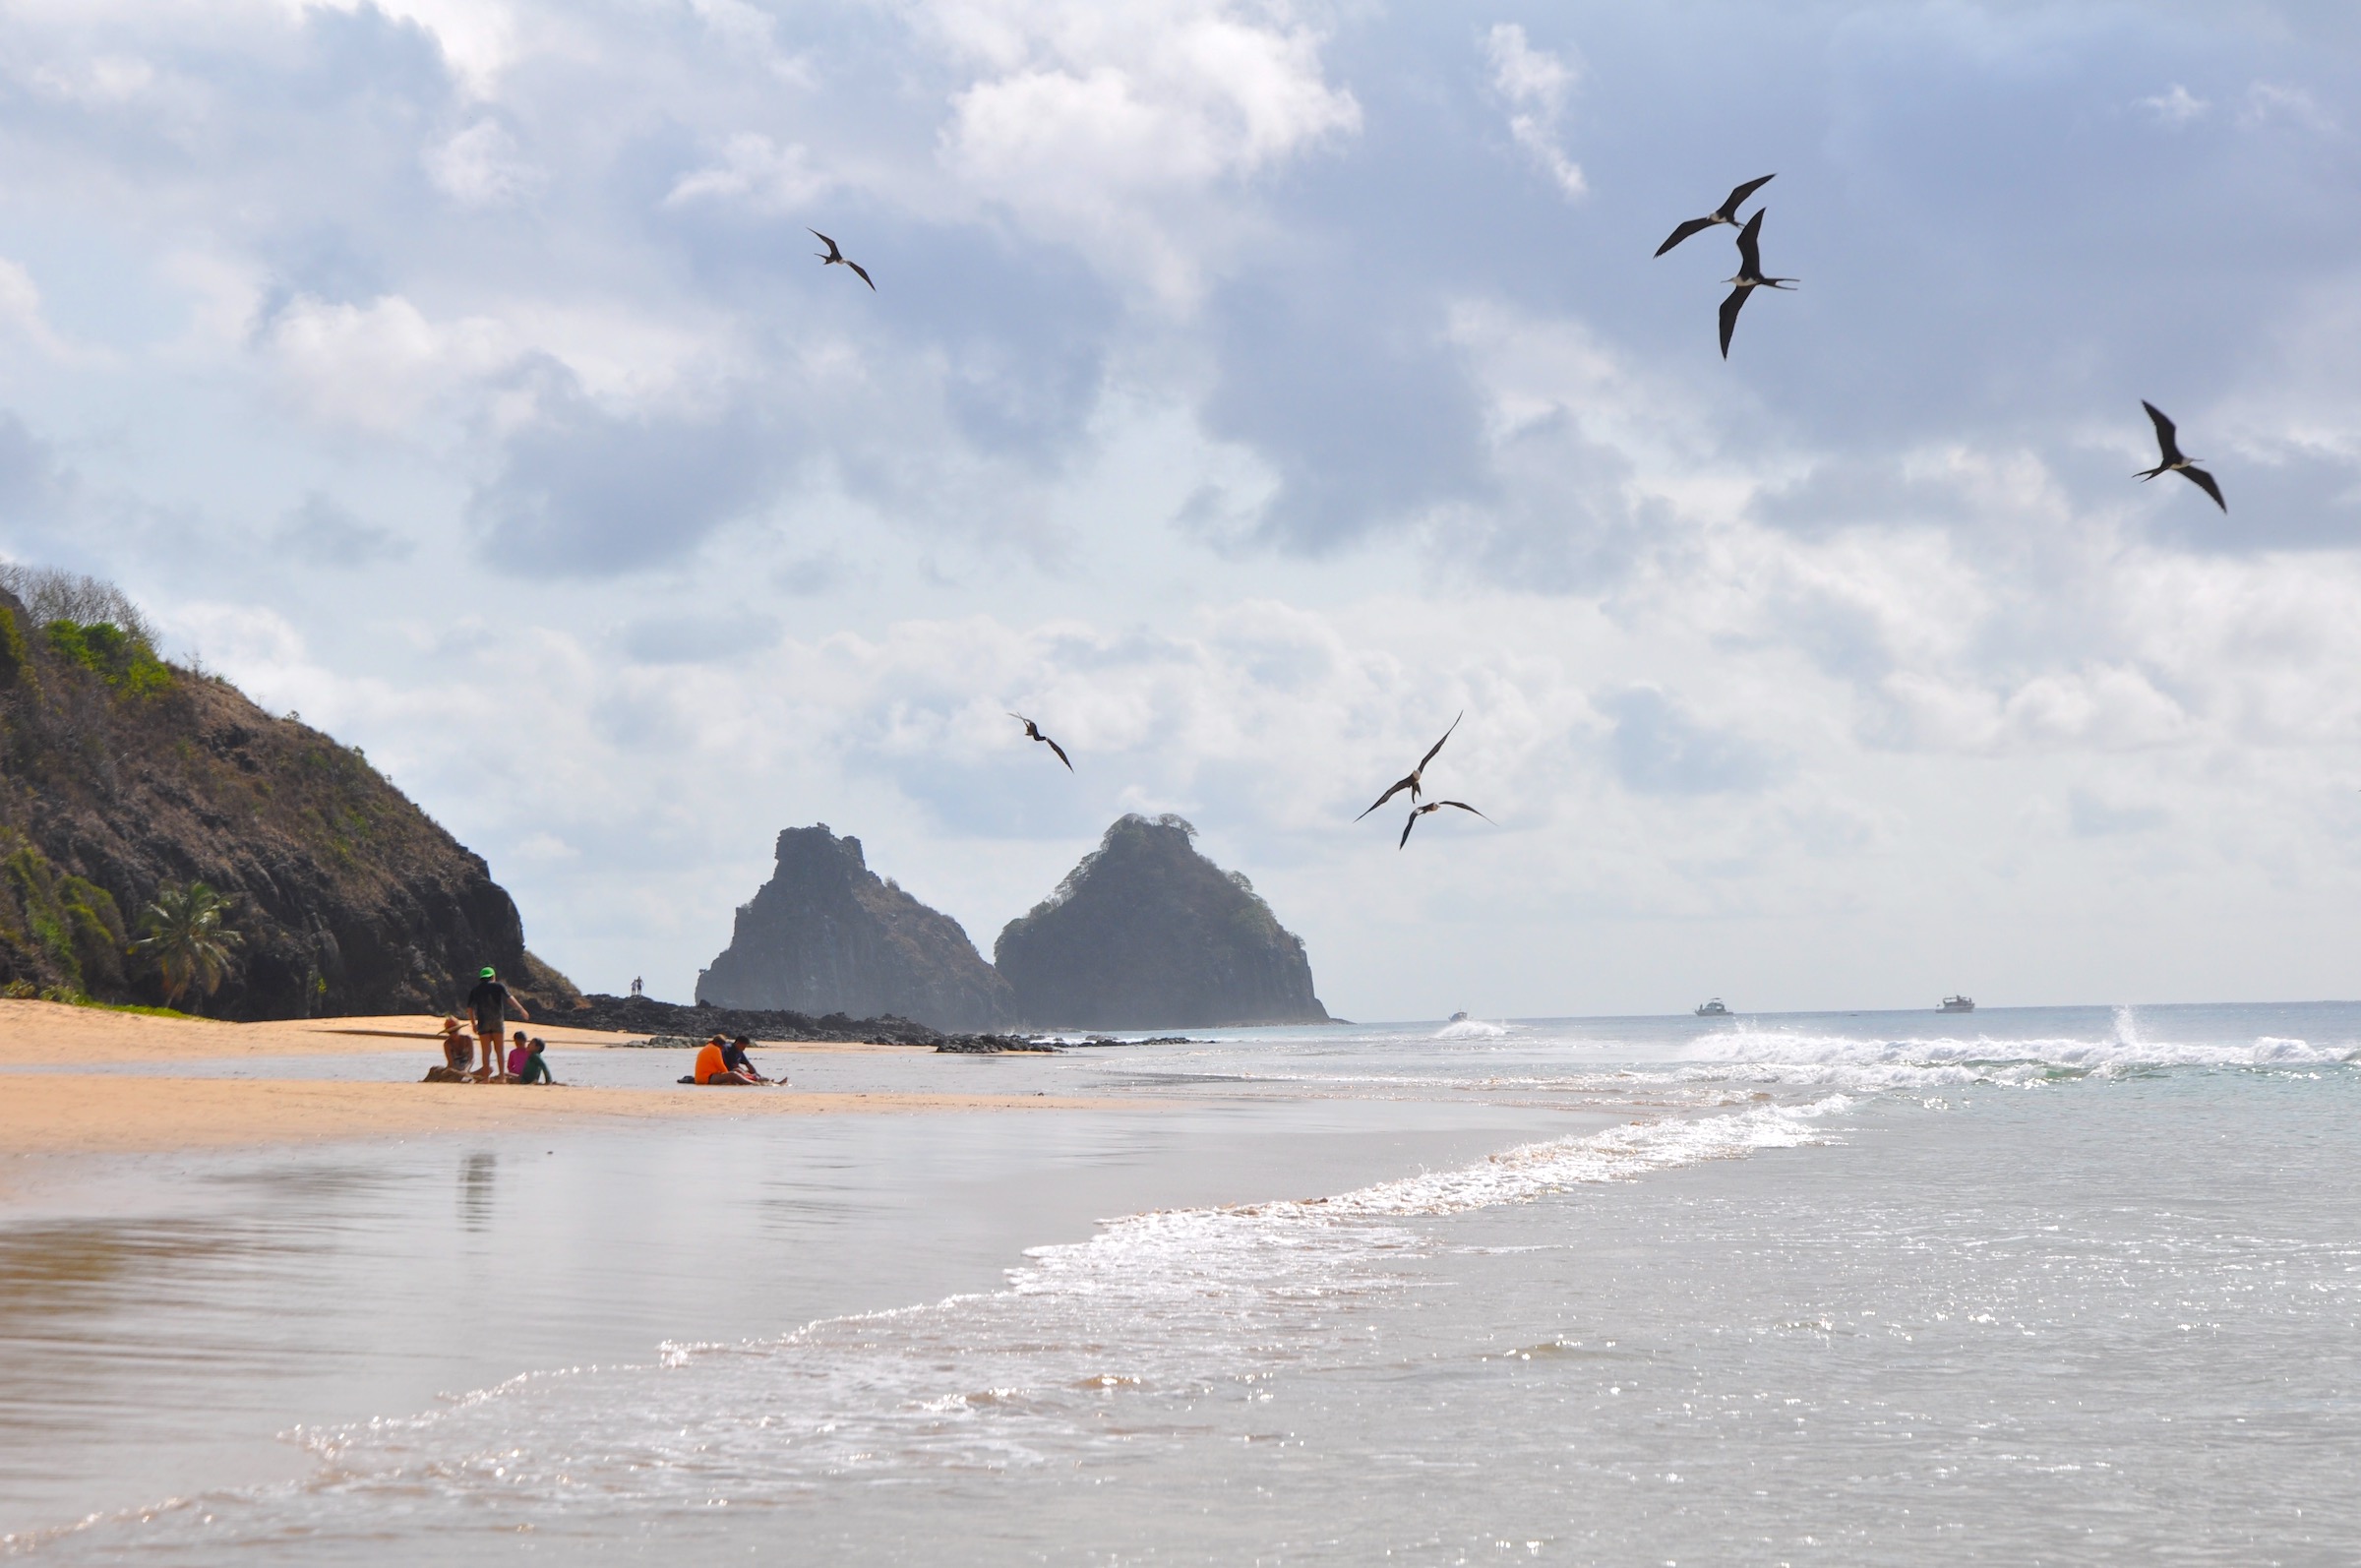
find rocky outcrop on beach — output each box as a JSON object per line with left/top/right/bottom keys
{"left": 695, "top": 824, "right": 1013, "bottom": 1032}
{"left": 994, "top": 814, "right": 1329, "bottom": 1030}
{"left": 561, "top": 990, "right": 948, "bottom": 1045}
{"left": 0, "top": 582, "right": 574, "bottom": 1020}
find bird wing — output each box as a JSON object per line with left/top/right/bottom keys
{"left": 1044, "top": 734, "right": 1073, "bottom": 770}
{"left": 1655, "top": 216, "right": 1717, "bottom": 257}
{"left": 1733, "top": 209, "right": 1765, "bottom": 277}
{"left": 2143, "top": 401, "right": 2183, "bottom": 465}
{"left": 1399, "top": 807, "right": 1423, "bottom": 849}
{"left": 810, "top": 229, "right": 842, "bottom": 261}
{"left": 1717, "top": 173, "right": 1775, "bottom": 218}
{"left": 2180, "top": 464, "right": 2227, "bottom": 513}
{"left": 1719, "top": 283, "right": 1750, "bottom": 359}
{"left": 1357, "top": 776, "right": 1415, "bottom": 821}
{"left": 1008, "top": 711, "right": 1035, "bottom": 736}
{"left": 1418, "top": 711, "right": 1464, "bottom": 772}
{"left": 847, "top": 259, "right": 876, "bottom": 291}
{"left": 1435, "top": 801, "right": 1492, "bottom": 822}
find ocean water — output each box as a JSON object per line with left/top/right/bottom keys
{"left": 4, "top": 1002, "right": 2358, "bottom": 1563}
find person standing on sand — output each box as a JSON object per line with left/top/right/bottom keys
{"left": 465, "top": 966, "right": 528, "bottom": 1080}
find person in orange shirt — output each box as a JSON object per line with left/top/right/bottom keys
{"left": 693, "top": 1036, "right": 757, "bottom": 1085}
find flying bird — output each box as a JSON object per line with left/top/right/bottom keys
{"left": 1008, "top": 713, "right": 1072, "bottom": 771}
{"left": 1355, "top": 712, "right": 1463, "bottom": 820}
{"left": 811, "top": 229, "right": 875, "bottom": 291}
{"left": 2136, "top": 401, "right": 2226, "bottom": 513}
{"left": 1656, "top": 174, "right": 1776, "bottom": 257}
{"left": 1399, "top": 800, "right": 1491, "bottom": 849}
{"left": 1718, "top": 209, "right": 1796, "bottom": 359}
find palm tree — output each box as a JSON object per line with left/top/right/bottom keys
{"left": 132, "top": 881, "right": 242, "bottom": 1010}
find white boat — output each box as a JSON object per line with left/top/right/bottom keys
{"left": 1940, "top": 995, "right": 1975, "bottom": 1013}
{"left": 1694, "top": 997, "right": 1730, "bottom": 1017}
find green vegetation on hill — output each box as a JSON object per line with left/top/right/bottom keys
{"left": 0, "top": 573, "right": 575, "bottom": 1019}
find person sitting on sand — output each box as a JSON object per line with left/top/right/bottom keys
{"left": 439, "top": 1016, "right": 471, "bottom": 1074}
{"left": 514, "top": 1039, "right": 558, "bottom": 1085}
{"left": 506, "top": 1029, "right": 532, "bottom": 1080}
{"left": 693, "top": 1035, "right": 758, "bottom": 1086}
{"left": 720, "top": 1035, "right": 773, "bottom": 1084}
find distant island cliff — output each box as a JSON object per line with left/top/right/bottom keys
{"left": 0, "top": 577, "right": 573, "bottom": 1019}
{"left": 995, "top": 814, "right": 1328, "bottom": 1030}
{"left": 696, "top": 825, "right": 1013, "bottom": 1032}
{"left": 695, "top": 814, "right": 1329, "bottom": 1034}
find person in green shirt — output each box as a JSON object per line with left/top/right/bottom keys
{"left": 515, "top": 1039, "right": 558, "bottom": 1085}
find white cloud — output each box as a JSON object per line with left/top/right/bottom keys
{"left": 663, "top": 134, "right": 830, "bottom": 211}
{"left": 2240, "top": 81, "right": 2336, "bottom": 133}
{"left": 2139, "top": 83, "right": 2210, "bottom": 124}
{"left": 0, "top": 260, "right": 80, "bottom": 361}
{"left": 261, "top": 294, "right": 516, "bottom": 432}
{"left": 428, "top": 120, "right": 545, "bottom": 207}
{"left": 932, "top": 0, "right": 1362, "bottom": 298}
{"left": 1484, "top": 23, "right": 1585, "bottom": 199}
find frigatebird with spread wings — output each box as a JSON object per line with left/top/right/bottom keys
{"left": 1656, "top": 174, "right": 1775, "bottom": 257}
{"left": 1356, "top": 712, "right": 1463, "bottom": 820}
{"left": 2136, "top": 401, "right": 2226, "bottom": 513}
{"left": 1718, "top": 209, "right": 1796, "bottom": 359}
{"left": 1399, "top": 800, "right": 1491, "bottom": 849}
{"left": 811, "top": 229, "right": 875, "bottom": 291}
{"left": 1008, "top": 713, "right": 1072, "bottom": 771}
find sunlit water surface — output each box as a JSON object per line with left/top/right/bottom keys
{"left": 4, "top": 1002, "right": 2357, "bottom": 1563}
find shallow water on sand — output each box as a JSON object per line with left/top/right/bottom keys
{"left": 5, "top": 1002, "right": 2357, "bottom": 1563}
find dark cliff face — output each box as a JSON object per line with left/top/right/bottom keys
{"left": 696, "top": 824, "right": 1013, "bottom": 1032}
{"left": 0, "top": 588, "right": 572, "bottom": 1019}
{"left": 994, "top": 814, "right": 1328, "bottom": 1030}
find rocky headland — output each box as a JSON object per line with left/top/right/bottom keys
{"left": 994, "top": 814, "right": 1329, "bottom": 1030}
{"left": 695, "top": 824, "right": 1013, "bottom": 1031}
{"left": 0, "top": 580, "right": 573, "bottom": 1019}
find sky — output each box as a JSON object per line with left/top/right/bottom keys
{"left": 4, "top": 0, "right": 2361, "bottom": 1019}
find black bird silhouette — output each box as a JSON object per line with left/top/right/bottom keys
{"left": 1008, "top": 712, "right": 1071, "bottom": 771}
{"left": 1356, "top": 712, "right": 1463, "bottom": 820}
{"left": 1656, "top": 174, "right": 1775, "bottom": 257}
{"left": 1399, "top": 800, "right": 1490, "bottom": 849}
{"left": 811, "top": 229, "right": 875, "bottom": 291}
{"left": 2136, "top": 401, "right": 2226, "bottom": 513}
{"left": 1718, "top": 209, "right": 1795, "bottom": 359}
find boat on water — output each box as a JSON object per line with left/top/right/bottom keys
{"left": 1694, "top": 997, "right": 1731, "bottom": 1017}
{"left": 1447, "top": 1010, "right": 1470, "bottom": 1023}
{"left": 1940, "top": 995, "right": 1975, "bottom": 1013}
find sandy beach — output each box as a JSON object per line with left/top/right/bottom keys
{"left": 0, "top": 1001, "right": 1131, "bottom": 1159}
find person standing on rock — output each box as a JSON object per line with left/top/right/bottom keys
{"left": 465, "top": 966, "right": 529, "bottom": 1080}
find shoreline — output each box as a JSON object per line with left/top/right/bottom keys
{"left": 0, "top": 1001, "right": 1137, "bottom": 1165}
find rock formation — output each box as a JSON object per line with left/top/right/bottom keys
{"left": 994, "top": 814, "right": 1328, "bottom": 1029}
{"left": 696, "top": 825, "right": 1012, "bottom": 1032}
{"left": 0, "top": 584, "right": 574, "bottom": 1019}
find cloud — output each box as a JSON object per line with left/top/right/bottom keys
{"left": 466, "top": 360, "right": 786, "bottom": 573}
{"left": 1602, "top": 687, "right": 1781, "bottom": 796}
{"left": 427, "top": 118, "right": 544, "bottom": 206}
{"left": 1484, "top": 23, "right": 1586, "bottom": 198}
{"left": 274, "top": 492, "right": 414, "bottom": 568}
{"left": 662, "top": 133, "right": 830, "bottom": 211}
{"left": 931, "top": 0, "right": 1362, "bottom": 297}
{"left": 2139, "top": 83, "right": 2209, "bottom": 123}
{"left": 2239, "top": 81, "right": 2335, "bottom": 133}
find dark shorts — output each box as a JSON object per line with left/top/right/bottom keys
{"left": 473, "top": 1017, "right": 502, "bottom": 1039}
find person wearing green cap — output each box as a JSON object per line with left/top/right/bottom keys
{"left": 464, "top": 966, "right": 529, "bottom": 1080}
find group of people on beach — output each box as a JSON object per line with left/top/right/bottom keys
{"left": 424, "top": 966, "right": 558, "bottom": 1084}
{"left": 427, "top": 964, "right": 780, "bottom": 1087}
{"left": 690, "top": 1034, "right": 773, "bottom": 1086}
